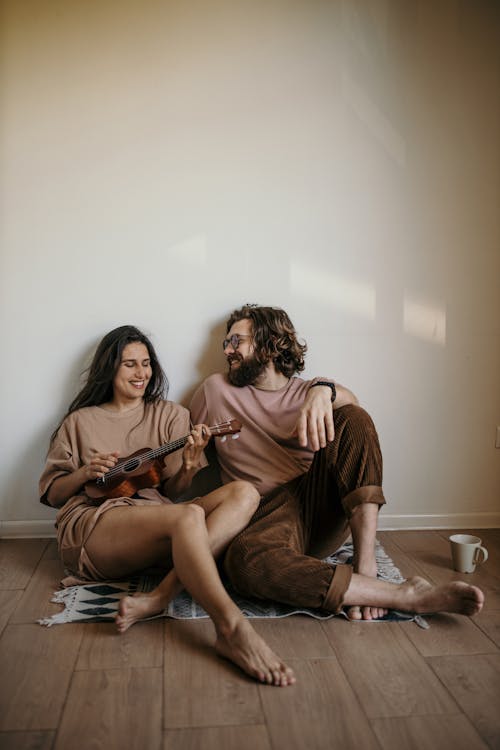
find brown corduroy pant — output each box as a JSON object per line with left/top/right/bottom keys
{"left": 224, "top": 404, "right": 386, "bottom": 613}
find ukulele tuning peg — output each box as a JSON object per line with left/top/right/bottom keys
{"left": 220, "top": 436, "right": 227, "bottom": 442}
{"left": 231, "top": 434, "right": 239, "bottom": 439}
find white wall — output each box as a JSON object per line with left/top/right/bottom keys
{"left": 1, "top": 0, "right": 499, "bottom": 536}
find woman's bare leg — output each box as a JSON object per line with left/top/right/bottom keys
{"left": 85, "top": 502, "right": 294, "bottom": 686}
{"left": 115, "top": 482, "right": 260, "bottom": 614}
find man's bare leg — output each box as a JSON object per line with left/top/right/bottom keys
{"left": 341, "top": 571, "right": 484, "bottom": 617}
{"left": 348, "top": 503, "right": 387, "bottom": 620}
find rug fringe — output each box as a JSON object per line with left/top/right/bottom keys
{"left": 38, "top": 586, "right": 81, "bottom": 626}
{"left": 37, "top": 611, "right": 72, "bottom": 627}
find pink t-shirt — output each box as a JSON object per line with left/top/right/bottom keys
{"left": 190, "top": 373, "right": 320, "bottom": 496}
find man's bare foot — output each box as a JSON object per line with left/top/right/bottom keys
{"left": 404, "top": 577, "right": 484, "bottom": 616}
{"left": 116, "top": 592, "right": 167, "bottom": 633}
{"left": 215, "top": 618, "right": 296, "bottom": 686}
{"left": 348, "top": 557, "right": 388, "bottom": 621}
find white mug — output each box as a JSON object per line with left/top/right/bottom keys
{"left": 449, "top": 534, "right": 488, "bottom": 574}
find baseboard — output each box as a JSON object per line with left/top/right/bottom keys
{"left": 378, "top": 512, "right": 500, "bottom": 530}
{"left": 0, "top": 520, "right": 57, "bottom": 538}
{"left": 1, "top": 513, "right": 499, "bottom": 539}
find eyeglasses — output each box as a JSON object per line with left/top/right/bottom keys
{"left": 222, "top": 334, "right": 252, "bottom": 351}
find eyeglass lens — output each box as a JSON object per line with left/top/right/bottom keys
{"left": 222, "top": 334, "right": 246, "bottom": 350}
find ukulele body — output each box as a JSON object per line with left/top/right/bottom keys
{"left": 85, "top": 448, "right": 163, "bottom": 501}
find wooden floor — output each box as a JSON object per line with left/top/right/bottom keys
{"left": 0, "top": 529, "right": 499, "bottom": 750}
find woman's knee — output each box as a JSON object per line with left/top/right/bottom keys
{"left": 230, "top": 480, "right": 260, "bottom": 515}
{"left": 211, "top": 480, "right": 260, "bottom": 517}
{"left": 172, "top": 502, "right": 206, "bottom": 534}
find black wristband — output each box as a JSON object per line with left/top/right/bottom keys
{"left": 310, "top": 380, "right": 336, "bottom": 403}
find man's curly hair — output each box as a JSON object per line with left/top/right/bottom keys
{"left": 226, "top": 304, "right": 307, "bottom": 378}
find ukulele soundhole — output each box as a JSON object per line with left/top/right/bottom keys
{"left": 123, "top": 458, "right": 141, "bottom": 473}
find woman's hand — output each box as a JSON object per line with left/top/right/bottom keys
{"left": 47, "top": 451, "right": 119, "bottom": 507}
{"left": 182, "top": 425, "right": 211, "bottom": 471}
{"left": 162, "top": 424, "right": 210, "bottom": 501}
{"left": 81, "top": 451, "right": 120, "bottom": 482}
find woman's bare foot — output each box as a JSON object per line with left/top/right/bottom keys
{"left": 404, "top": 576, "right": 484, "bottom": 616}
{"left": 215, "top": 618, "right": 296, "bottom": 686}
{"left": 116, "top": 592, "right": 168, "bottom": 633}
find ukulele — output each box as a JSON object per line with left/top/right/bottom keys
{"left": 84, "top": 419, "right": 241, "bottom": 503}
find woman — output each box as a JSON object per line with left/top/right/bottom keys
{"left": 40, "top": 325, "right": 295, "bottom": 687}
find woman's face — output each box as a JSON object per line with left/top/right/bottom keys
{"left": 112, "top": 342, "right": 152, "bottom": 404}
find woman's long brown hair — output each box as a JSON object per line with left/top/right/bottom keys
{"left": 49, "top": 325, "right": 168, "bottom": 445}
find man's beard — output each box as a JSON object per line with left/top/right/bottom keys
{"left": 227, "top": 353, "right": 267, "bottom": 387}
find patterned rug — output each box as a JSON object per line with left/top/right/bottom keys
{"left": 38, "top": 541, "right": 428, "bottom": 628}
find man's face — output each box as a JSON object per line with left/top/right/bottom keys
{"left": 223, "top": 318, "right": 267, "bottom": 387}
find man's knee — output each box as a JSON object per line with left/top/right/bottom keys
{"left": 334, "top": 403, "right": 377, "bottom": 435}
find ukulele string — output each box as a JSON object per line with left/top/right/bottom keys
{"left": 99, "top": 420, "right": 232, "bottom": 483}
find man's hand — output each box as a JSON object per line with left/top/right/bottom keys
{"left": 294, "top": 386, "right": 335, "bottom": 451}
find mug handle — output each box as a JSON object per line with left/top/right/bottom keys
{"left": 473, "top": 546, "right": 488, "bottom": 565}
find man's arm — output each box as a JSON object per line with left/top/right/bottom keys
{"left": 295, "top": 380, "right": 359, "bottom": 451}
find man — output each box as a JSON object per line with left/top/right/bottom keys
{"left": 190, "top": 305, "right": 484, "bottom": 619}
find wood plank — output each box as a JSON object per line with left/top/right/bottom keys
{"left": 428, "top": 654, "right": 500, "bottom": 749}
{"left": 371, "top": 715, "right": 489, "bottom": 750}
{"left": 250, "top": 616, "right": 335, "bottom": 658}
{"left": 377, "top": 531, "right": 429, "bottom": 580}
{"left": 473, "top": 610, "right": 500, "bottom": 648}
{"left": 0, "top": 590, "right": 23, "bottom": 636}
{"left": 163, "top": 725, "right": 271, "bottom": 750}
{"left": 41, "top": 540, "right": 59, "bottom": 561}
{"left": 76, "top": 619, "right": 164, "bottom": 670}
{"left": 398, "top": 613, "right": 497, "bottom": 657}
{"left": 10, "top": 559, "right": 65, "bottom": 624}
{"left": 55, "top": 668, "right": 162, "bottom": 750}
{"left": 163, "top": 620, "right": 263, "bottom": 728}
{"left": 0, "top": 731, "right": 55, "bottom": 750}
{"left": 389, "top": 530, "right": 461, "bottom": 583}
{"left": 0, "top": 623, "right": 84, "bottom": 730}
{"left": 0, "top": 540, "right": 48, "bottom": 590}
{"left": 261, "top": 658, "right": 380, "bottom": 750}
{"left": 322, "top": 618, "right": 458, "bottom": 718}
{"left": 389, "top": 531, "right": 500, "bottom": 611}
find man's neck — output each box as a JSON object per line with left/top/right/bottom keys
{"left": 252, "top": 364, "right": 289, "bottom": 391}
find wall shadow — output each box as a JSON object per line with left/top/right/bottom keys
{"left": 3, "top": 340, "right": 99, "bottom": 520}
{"left": 178, "top": 317, "right": 227, "bottom": 407}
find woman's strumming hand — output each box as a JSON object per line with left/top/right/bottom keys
{"left": 81, "top": 451, "right": 120, "bottom": 482}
